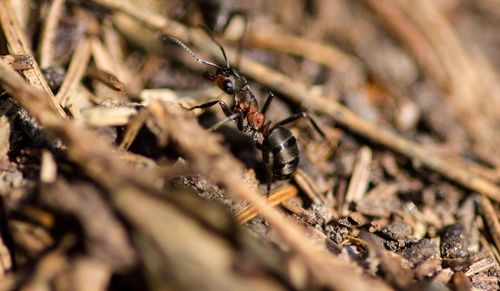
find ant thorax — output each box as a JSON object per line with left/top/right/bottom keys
{"left": 236, "top": 89, "right": 258, "bottom": 108}
{"left": 229, "top": 69, "right": 248, "bottom": 89}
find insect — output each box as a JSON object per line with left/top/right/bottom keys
{"left": 168, "top": 36, "right": 325, "bottom": 193}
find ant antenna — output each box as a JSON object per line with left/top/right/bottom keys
{"left": 198, "top": 25, "right": 230, "bottom": 68}
{"left": 167, "top": 37, "right": 221, "bottom": 70}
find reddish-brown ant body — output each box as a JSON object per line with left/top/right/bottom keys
{"left": 169, "top": 36, "right": 324, "bottom": 192}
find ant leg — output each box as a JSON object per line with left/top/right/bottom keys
{"left": 209, "top": 112, "right": 242, "bottom": 131}
{"left": 266, "top": 169, "right": 273, "bottom": 195}
{"left": 236, "top": 113, "right": 244, "bottom": 131}
{"left": 305, "top": 114, "right": 326, "bottom": 139}
{"left": 255, "top": 143, "right": 273, "bottom": 195}
{"left": 187, "top": 100, "right": 244, "bottom": 131}
{"left": 261, "top": 92, "right": 275, "bottom": 114}
{"left": 252, "top": 131, "right": 260, "bottom": 142}
{"left": 186, "top": 100, "right": 232, "bottom": 115}
{"left": 272, "top": 112, "right": 306, "bottom": 128}
{"left": 186, "top": 100, "right": 235, "bottom": 123}
{"left": 272, "top": 112, "right": 326, "bottom": 138}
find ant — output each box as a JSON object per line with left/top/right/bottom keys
{"left": 168, "top": 36, "right": 325, "bottom": 193}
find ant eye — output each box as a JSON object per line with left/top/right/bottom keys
{"left": 222, "top": 80, "right": 235, "bottom": 94}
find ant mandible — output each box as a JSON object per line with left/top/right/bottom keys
{"left": 168, "top": 36, "right": 325, "bottom": 193}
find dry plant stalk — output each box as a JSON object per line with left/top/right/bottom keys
{"left": 235, "top": 185, "right": 298, "bottom": 224}
{"left": 86, "top": 67, "right": 126, "bottom": 91}
{"left": 0, "top": 55, "right": 33, "bottom": 71}
{"left": 478, "top": 197, "right": 500, "bottom": 253}
{"left": 293, "top": 168, "right": 326, "bottom": 205}
{"left": 0, "top": 0, "right": 66, "bottom": 118}
{"left": 38, "top": 0, "right": 66, "bottom": 68}
{"left": 56, "top": 38, "right": 92, "bottom": 107}
{"left": 244, "top": 22, "right": 361, "bottom": 77}
{"left": 344, "top": 146, "right": 372, "bottom": 211}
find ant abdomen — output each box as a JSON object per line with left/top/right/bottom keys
{"left": 262, "top": 127, "right": 300, "bottom": 181}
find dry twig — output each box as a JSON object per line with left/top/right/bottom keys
{"left": 364, "top": 0, "right": 448, "bottom": 89}
{"left": 344, "top": 146, "right": 372, "bottom": 214}
{"left": 244, "top": 23, "right": 362, "bottom": 81}
{"left": 0, "top": 55, "right": 33, "bottom": 71}
{"left": 235, "top": 185, "right": 298, "bottom": 224}
{"left": 0, "top": 0, "right": 66, "bottom": 118}
{"left": 478, "top": 197, "right": 500, "bottom": 254}
{"left": 38, "top": 0, "right": 66, "bottom": 68}
{"left": 56, "top": 37, "right": 92, "bottom": 107}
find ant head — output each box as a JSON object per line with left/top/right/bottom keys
{"left": 202, "top": 67, "right": 245, "bottom": 95}
{"left": 168, "top": 36, "right": 245, "bottom": 95}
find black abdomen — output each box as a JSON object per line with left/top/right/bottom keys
{"left": 262, "top": 127, "right": 299, "bottom": 180}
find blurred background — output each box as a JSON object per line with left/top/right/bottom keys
{"left": 0, "top": 0, "right": 499, "bottom": 290}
